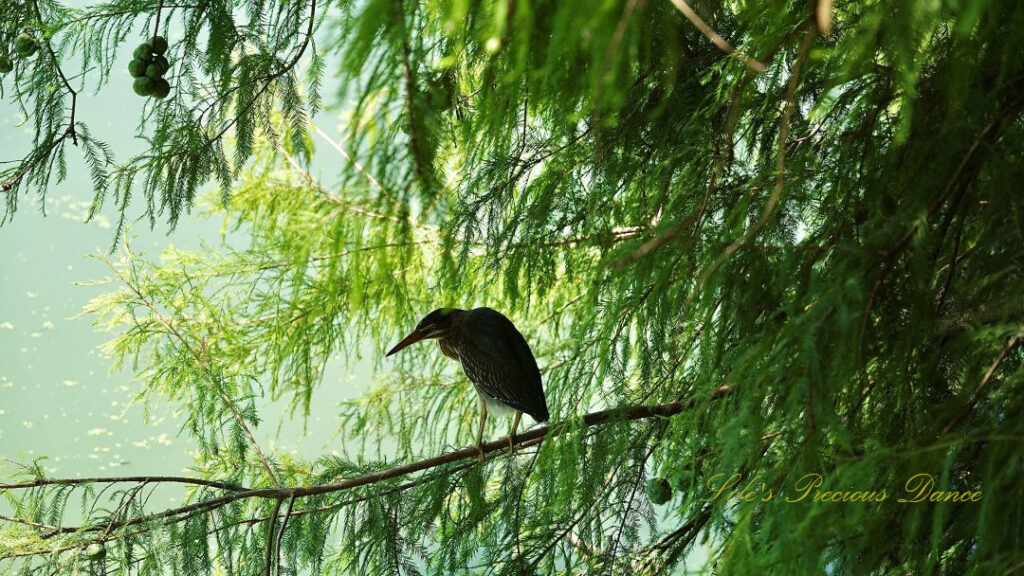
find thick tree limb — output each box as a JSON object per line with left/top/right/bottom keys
{"left": 816, "top": 0, "right": 834, "bottom": 36}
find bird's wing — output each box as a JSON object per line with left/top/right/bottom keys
{"left": 459, "top": 308, "right": 549, "bottom": 421}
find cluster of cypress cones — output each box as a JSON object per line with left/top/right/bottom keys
{"left": 128, "top": 36, "right": 171, "bottom": 99}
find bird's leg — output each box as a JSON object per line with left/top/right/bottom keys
{"left": 507, "top": 411, "right": 522, "bottom": 453}
{"left": 475, "top": 398, "right": 488, "bottom": 461}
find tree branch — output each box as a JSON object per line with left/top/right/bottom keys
{"left": 107, "top": 256, "right": 281, "bottom": 488}
{"left": 636, "top": 505, "right": 712, "bottom": 574}
{"left": 311, "top": 124, "right": 411, "bottom": 216}
{"left": 940, "top": 335, "right": 1020, "bottom": 435}
{"left": 262, "top": 498, "right": 283, "bottom": 576}
{"left": 33, "top": 0, "right": 79, "bottom": 145}
{"left": 667, "top": 0, "right": 767, "bottom": 73}
{"left": 0, "top": 396, "right": 731, "bottom": 559}
{"left": 0, "top": 516, "right": 64, "bottom": 533}
{"left": 690, "top": 24, "right": 815, "bottom": 295}
{"left": 934, "top": 295, "right": 1024, "bottom": 338}
{"left": 393, "top": 0, "right": 430, "bottom": 188}
{"left": 274, "top": 495, "right": 296, "bottom": 576}
{"left": 0, "top": 475, "right": 243, "bottom": 491}
{"left": 173, "top": 0, "right": 318, "bottom": 161}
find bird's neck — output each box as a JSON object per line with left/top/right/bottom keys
{"left": 437, "top": 337, "right": 460, "bottom": 360}
{"left": 436, "top": 309, "right": 467, "bottom": 360}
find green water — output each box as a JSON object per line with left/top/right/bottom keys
{"left": 0, "top": 59, "right": 373, "bottom": 491}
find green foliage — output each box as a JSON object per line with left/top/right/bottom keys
{"left": 0, "top": 0, "right": 321, "bottom": 235}
{"left": 3, "top": 0, "right": 1024, "bottom": 575}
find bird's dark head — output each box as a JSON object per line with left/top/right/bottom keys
{"left": 386, "top": 307, "right": 462, "bottom": 357}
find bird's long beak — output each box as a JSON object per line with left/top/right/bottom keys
{"left": 386, "top": 329, "right": 427, "bottom": 357}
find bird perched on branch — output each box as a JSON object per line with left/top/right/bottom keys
{"left": 386, "top": 307, "right": 549, "bottom": 455}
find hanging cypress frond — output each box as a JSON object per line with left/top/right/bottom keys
{"left": 3, "top": 0, "right": 1024, "bottom": 574}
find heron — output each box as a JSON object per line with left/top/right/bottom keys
{"left": 386, "top": 307, "right": 549, "bottom": 455}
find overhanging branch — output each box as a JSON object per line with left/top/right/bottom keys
{"left": 668, "top": 0, "right": 767, "bottom": 73}
{"left": 1, "top": 390, "right": 732, "bottom": 559}
{"left": 0, "top": 475, "right": 243, "bottom": 492}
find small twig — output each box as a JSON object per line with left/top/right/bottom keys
{"left": 0, "top": 475, "right": 243, "bottom": 491}
{"left": 934, "top": 295, "right": 1024, "bottom": 338}
{"left": 609, "top": 206, "right": 701, "bottom": 269}
{"left": 511, "top": 447, "right": 541, "bottom": 564}
{"left": 594, "top": 0, "right": 646, "bottom": 114}
{"left": 188, "top": 0, "right": 318, "bottom": 158}
{"left": 153, "top": 0, "right": 165, "bottom": 37}
{"left": 860, "top": 112, "right": 1009, "bottom": 363}
{"left": 32, "top": 0, "right": 79, "bottom": 145}
{"left": 393, "top": 0, "right": 430, "bottom": 187}
{"left": 25, "top": 1, "right": 78, "bottom": 147}
{"left": 281, "top": 150, "right": 415, "bottom": 228}
{"left": 0, "top": 457, "right": 36, "bottom": 475}
{"left": 1003, "top": 558, "right": 1024, "bottom": 576}
{"left": 934, "top": 205, "right": 967, "bottom": 314}
{"left": 941, "top": 335, "right": 1020, "bottom": 435}
{"left": 103, "top": 482, "right": 148, "bottom": 538}
{"left": 311, "top": 125, "right": 409, "bottom": 215}
{"left": 690, "top": 24, "right": 815, "bottom": 294}
{"left": 638, "top": 431, "right": 777, "bottom": 573}
{"left": 667, "top": 0, "right": 767, "bottom": 73}
{"left": 0, "top": 515, "right": 64, "bottom": 533}
{"left": 611, "top": 63, "right": 761, "bottom": 269}
{"left": 274, "top": 494, "right": 296, "bottom": 576}
{"left": 843, "top": 377, "right": 877, "bottom": 423}
{"left": 214, "top": 387, "right": 281, "bottom": 488}
{"left": 531, "top": 294, "right": 585, "bottom": 328}
{"left": 787, "top": 122, "right": 825, "bottom": 145}
{"left": 605, "top": 444, "right": 654, "bottom": 566}
{"left": 263, "top": 498, "right": 283, "bottom": 576}
{"left": 108, "top": 257, "right": 281, "bottom": 488}
{"left": 881, "top": 114, "right": 1002, "bottom": 265}
{"left": 527, "top": 462, "right": 629, "bottom": 571}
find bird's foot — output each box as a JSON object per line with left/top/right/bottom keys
{"left": 475, "top": 443, "right": 486, "bottom": 462}
{"left": 506, "top": 434, "right": 516, "bottom": 454}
